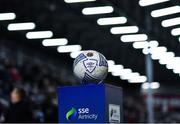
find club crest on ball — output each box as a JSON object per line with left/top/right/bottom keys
{"left": 83, "top": 59, "right": 98, "bottom": 73}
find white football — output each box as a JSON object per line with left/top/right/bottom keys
{"left": 73, "top": 50, "right": 108, "bottom": 84}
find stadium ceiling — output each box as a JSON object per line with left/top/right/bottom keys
{"left": 0, "top": 0, "right": 179, "bottom": 86}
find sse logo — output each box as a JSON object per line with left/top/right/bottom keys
{"left": 66, "top": 107, "right": 90, "bottom": 121}
{"left": 78, "top": 108, "right": 89, "bottom": 114}
{"left": 66, "top": 107, "right": 77, "bottom": 121}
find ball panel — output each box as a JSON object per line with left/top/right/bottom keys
{"left": 98, "top": 53, "right": 108, "bottom": 67}
{"left": 73, "top": 53, "right": 87, "bottom": 67}
{"left": 82, "top": 72, "right": 101, "bottom": 84}
{"left": 73, "top": 61, "right": 86, "bottom": 79}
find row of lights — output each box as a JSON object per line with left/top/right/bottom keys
{"left": 68, "top": 0, "right": 180, "bottom": 89}
{"left": 83, "top": 7, "right": 151, "bottom": 84}
{"left": 0, "top": 12, "right": 83, "bottom": 54}
{"left": 0, "top": 1, "right": 160, "bottom": 89}
{"left": 138, "top": 0, "right": 180, "bottom": 75}
{"left": 136, "top": 40, "right": 180, "bottom": 76}
{"left": 62, "top": 0, "right": 153, "bottom": 85}
{"left": 63, "top": 0, "right": 155, "bottom": 86}
{"left": 107, "top": 60, "right": 147, "bottom": 83}
{"left": 81, "top": 1, "right": 179, "bottom": 87}
{"left": 139, "top": 0, "right": 180, "bottom": 41}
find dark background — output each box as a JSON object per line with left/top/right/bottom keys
{"left": 0, "top": 0, "right": 180, "bottom": 123}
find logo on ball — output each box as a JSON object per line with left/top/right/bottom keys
{"left": 83, "top": 59, "right": 97, "bottom": 73}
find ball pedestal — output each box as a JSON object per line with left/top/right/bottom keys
{"left": 58, "top": 83, "right": 123, "bottom": 123}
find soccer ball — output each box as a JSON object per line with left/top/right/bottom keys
{"left": 73, "top": 50, "right": 108, "bottom": 84}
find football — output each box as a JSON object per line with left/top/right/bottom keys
{"left": 73, "top": 50, "right": 108, "bottom": 84}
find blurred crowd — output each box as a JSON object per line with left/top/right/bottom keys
{"left": 123, "top": 94, "right": 180, "bottom": 123}
{"left": 0, "top": 51, "right": 148, "bottom": 123}
{"left": 0, "top": 57, "right": 60, "bottom": 122}
{"left": 0, "top": 48, "right": 179, "bottom": 123}
{"left": 123, "top": 95, "right": 147, "bottom": 123}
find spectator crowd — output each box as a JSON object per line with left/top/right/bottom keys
{"left": 0, "top": 57, "right": 59, "bottom": 122}
{"left": 0, "top": 51, "right": 179, "bottom": 123}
